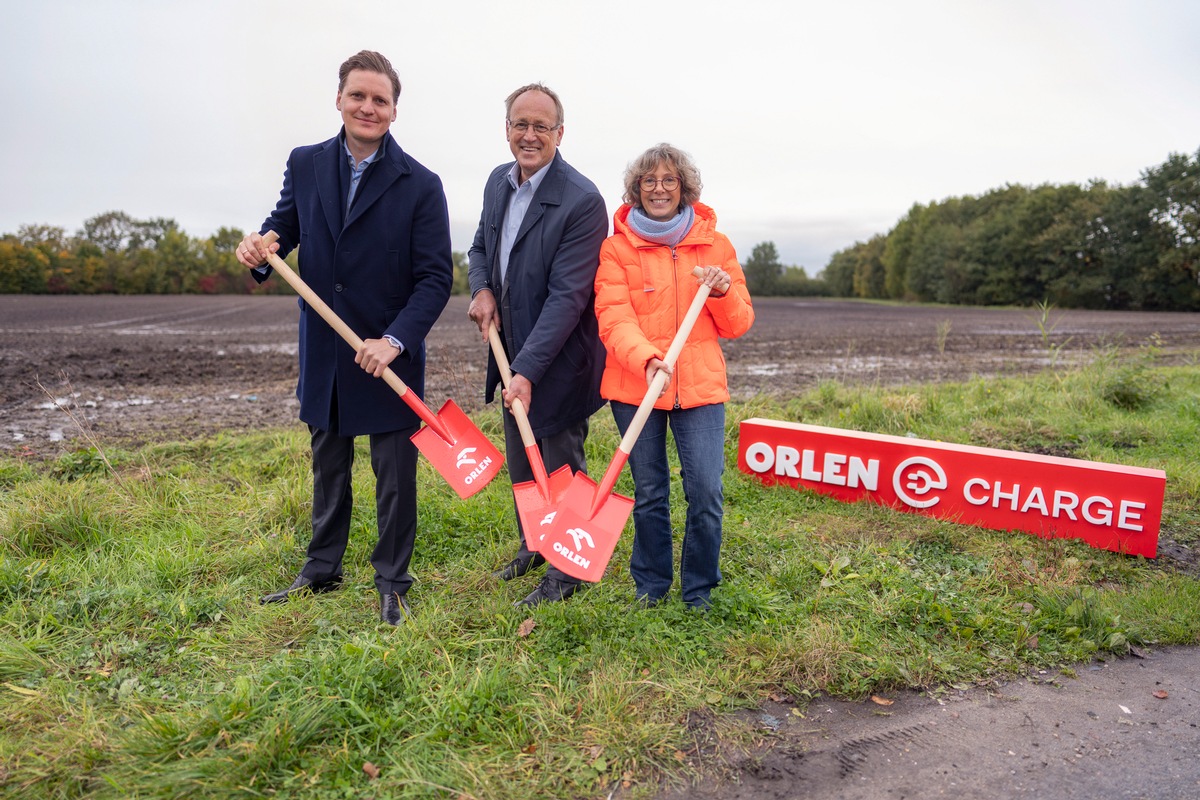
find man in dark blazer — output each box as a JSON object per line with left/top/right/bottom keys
{"left": 236, "top": 50, "right": 453, "bottom": 625}
{"left": 467, "top": 83, "right": 609, "bottom": 607}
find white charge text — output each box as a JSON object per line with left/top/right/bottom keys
{"left": 962, "top": 478, "right": 1145, "bottom": 531}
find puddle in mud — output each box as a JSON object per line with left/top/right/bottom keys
{"left": 228, "top": 343, "right": 298, "bottom": 356}
{"left": 829, "top": 355, "right": 904, "bottom": 373}
{"left": 7, "top": 390, "right": 283, "bottom": 449}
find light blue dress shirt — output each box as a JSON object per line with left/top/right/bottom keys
{"left": 499, "top": 161, "right": 551, "bottom": 285}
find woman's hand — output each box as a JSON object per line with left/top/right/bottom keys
{"left": 646, "top": 357, "right": 672, "bottom": 396}
{"left": 698, "top": 265, "right": 732, "bottom": 296}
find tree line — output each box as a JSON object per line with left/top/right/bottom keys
{"left": 0, "top": 212, "right": 816, "bottom": 300}
{"left": 814, "top": 148, "right": 1199, "bottom": 310}
{"left": 0, "top": 213, "right": 279, "bottom": 295}
{"left": 3, "top": 148, "right": 1195, "bottom": 309}
{"left": 0, "top": 211, "right": 472, "bottom": 296}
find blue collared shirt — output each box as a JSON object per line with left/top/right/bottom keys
{"left": 499, "top": 161, "right": 551, "bottom": 284}
{"left": 343, "top": 136, "right": 384, "bottom": 219}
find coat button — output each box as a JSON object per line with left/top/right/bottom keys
{"left": 334, "top": 283, "right": 344, "bottom": 292}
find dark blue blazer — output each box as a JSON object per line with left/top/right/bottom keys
{"left": 257, "top": 130, "right": 453, "bottom": 436}
{"left": 468, "top": 152, "right": 609, "bottom": 438}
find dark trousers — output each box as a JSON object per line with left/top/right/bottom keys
{"left": 502, "top": 410, "right": 590, "bottom": 585}
{"left": 303, "top": 421, "right": 419, "bottom": 597}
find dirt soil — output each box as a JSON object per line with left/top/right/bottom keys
{"left": 2, "top": 294, "right": 1199, "bottom": 799}
{"left": 4, "top": 295, "right": 1199, "bottom": 456}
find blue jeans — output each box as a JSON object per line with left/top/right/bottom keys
{"left": 610, "top": 401, "right": 726, "bottom": 607}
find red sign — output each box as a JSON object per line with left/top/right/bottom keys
{"left": 737, "top": 418, "right": 1165, "bottom": 558}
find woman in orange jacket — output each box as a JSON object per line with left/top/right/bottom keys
{"left": 594, "top": 143, "right": 754, "bottom": 609}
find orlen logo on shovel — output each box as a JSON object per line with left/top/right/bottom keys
{"left": 455, "top": 447, "right": 494, "bottom": 485}
{"left": 552, "top": 528, "right": 594, "bottom": 571}
{"left": 737, "top": 418, "right": 1166, "bottom": 558}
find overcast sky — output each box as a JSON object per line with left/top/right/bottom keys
{"left": 2, "top": 0, "right": 1197, "bottom": 271}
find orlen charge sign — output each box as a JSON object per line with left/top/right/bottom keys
{"left": 737, "top": 418, "right": 1165, "bottom": 558}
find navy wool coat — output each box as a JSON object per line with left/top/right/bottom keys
{"left": 467, "top": 152, "right": 609, "bottom": 438}
{"left": 257, "top": 131, "right": 453, "bottom": 436}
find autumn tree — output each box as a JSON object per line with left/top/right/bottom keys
{"left": 743, "top": 241, "right": 784, "bottom": 295}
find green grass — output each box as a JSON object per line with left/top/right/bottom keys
{"left": 2, "top": 358, "right": 1198, "bottom": 799}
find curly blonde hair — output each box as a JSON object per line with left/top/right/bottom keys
{"left": 622, "top": 143, "right": 702, "bottom": 209}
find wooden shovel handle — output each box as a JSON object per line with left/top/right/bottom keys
{"left": 487, "top": 324, "right": 539, "bottom": 448}
{"left": 258, "top": 231, "right": 452, "bottom": 441}
{"left": 616, "top": 267, "right": 711, "bottom": 455}
{"left": 489, "top": 322, "right": 555, "bottom": 495}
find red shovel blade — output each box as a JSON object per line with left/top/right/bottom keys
{"left": 410, "top": 398, "right": 504, "bottom": 499}
{"left": 540, "top": 471, "right": 635, "bottom": 582}
{"left": 514, "top": 464, "right": 574, "bottom": 554}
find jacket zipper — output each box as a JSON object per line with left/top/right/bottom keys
{"left": 670, "top": 246, "right": 681, "bottom": 410}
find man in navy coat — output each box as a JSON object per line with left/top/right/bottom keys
{"left": 236, "top": 50, "right": 453, "bottom": 625}
{"left": 467, "top": 83, "right": 608, "bottom": 607}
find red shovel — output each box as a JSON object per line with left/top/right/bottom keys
{"left": 259, "top": 231, "right": 503, "bottom": 499}
{"left": 541, "top": 267, "right": 712, "bottom": 581}
{"left": 487, "top": 324, "right": 573, "bottom": 549}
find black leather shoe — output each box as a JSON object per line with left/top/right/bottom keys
{"left": 515, "top": 576, "right": 582, "bottom": 608}
{"left": 380, "top": 592, "right": 411, "bottom": 626}
{"left": 260, "top": 573, "right": 343, "bottom": 604}
{"left": 492, "top": 552, "right": 545, "bottom": 581}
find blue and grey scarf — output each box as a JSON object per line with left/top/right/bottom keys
{"left": 627, "top": 204, "right": 695, "bottom": 247}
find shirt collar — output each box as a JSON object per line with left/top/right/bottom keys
{"left": 339, "top": 129, "right": 386, "bottom": 167}
{"left": 506, "top": 158, "right": 552, "bottom": 193}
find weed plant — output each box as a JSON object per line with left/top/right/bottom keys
{"left": 2, "top": 359, "right": 1198, "bottom": 798}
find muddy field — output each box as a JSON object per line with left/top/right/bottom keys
{"left": 2, "top": 294, "right": 1199, "bottom": 455}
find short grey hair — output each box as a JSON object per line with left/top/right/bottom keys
{"left": 504, "top": 83, "right": 564, "bottom": 127}
{"left": 622, "top": 143, "right": 703, "bottom": 209}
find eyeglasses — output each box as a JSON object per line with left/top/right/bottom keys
{"left": 640, "top": 176, "right": 680, "bottom": 192}
{"left": 507, "top": 120, "right": 561, "bottom": 136}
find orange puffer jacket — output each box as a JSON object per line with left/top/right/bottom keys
{"left": 595, "top": 202, "right": 754, "bottom": 409}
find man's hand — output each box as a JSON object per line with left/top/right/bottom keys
{"left": 356, "top": 338, "right": 400, "bottom": 378}
{"left": 235, "top": 232, "right": 276, "bottom": 269}
{"left": 467, "top": 289, "right": 498, "bottom": 343}
{"left": 502, "top": 373, "right": 533, "bottom": 414}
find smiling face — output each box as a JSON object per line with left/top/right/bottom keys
{"left": 336, "top": 69, "right": 397, "bottom": 159}
{"left": 506, "top": 89, "right": 563, "bottom": 183}
{"left": 639, "top": 161, "right": 683, "bottom": 221}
